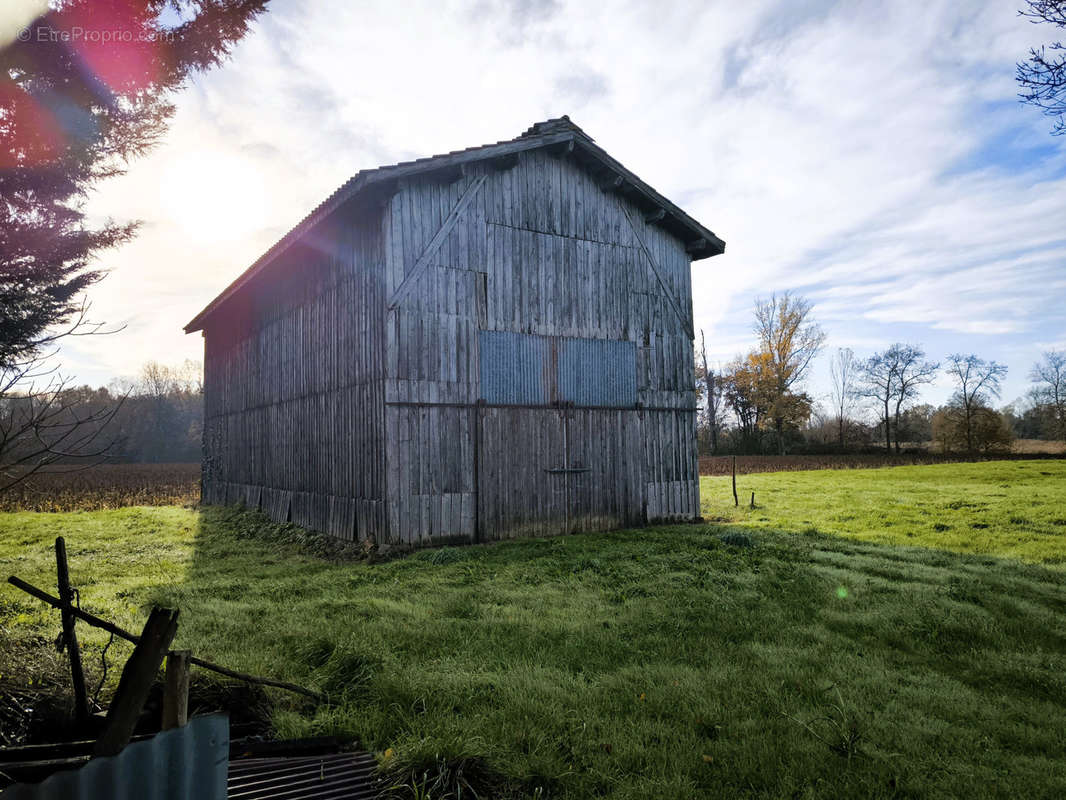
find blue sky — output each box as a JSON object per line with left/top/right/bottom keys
{"left": 10, "top": 0, "right": 1066, "bottom": 415}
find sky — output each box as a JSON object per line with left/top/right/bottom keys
{"left": 8, "top": 0, "right": 1066, "bottom": 415}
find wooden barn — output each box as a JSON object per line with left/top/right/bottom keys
{"left": 184, "top": 117, "right": 725, "bottom": 546}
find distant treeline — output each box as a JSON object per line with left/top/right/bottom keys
{"left": 696, "top": 295, "right": 1066, "bottom": 457}
{"left": 697, "top": 399, "right": 1061, "bottom": 458}
{"left": 3, "top": 360, "right": 204, "bottom": 465}
{"left": 107, "top": 360, "right": 203, "bottom": 462}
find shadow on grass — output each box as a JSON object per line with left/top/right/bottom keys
{"left": 139, "top": 504, "right": 1066, "bottom": 799}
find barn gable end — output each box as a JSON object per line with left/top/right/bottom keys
{"left": 188, "top": 118, "right": 724, "bottom": 546}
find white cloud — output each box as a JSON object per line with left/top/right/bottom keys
{"left": 52, "top": 0, "right": 1066, "bottom": 407}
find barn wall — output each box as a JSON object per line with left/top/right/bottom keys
{"left": 201, "top": 205, "right": 388, "bottom": 540}
{"left": 382, "top": 151, "right": 700, "bottom": 544}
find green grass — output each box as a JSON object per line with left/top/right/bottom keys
{"left": 1, "top": 461, "right": 1065, "bottom": 798}
{"left": 703, "top": 459, "right": 1066, "bottom": 565}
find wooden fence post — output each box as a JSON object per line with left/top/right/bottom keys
{"left": 732, "top": 457, "right": 738, "bottom": 507}
{"left": 162, "top": 650, "right": 191, "bottom": 730}
{"left": 7, "top": 574, "right": 323, "bottom": 701}
{"left": 94, "top": 607, "right": 179, "bottom": 757}
{"left": 55, "top": 537, "right": 88, "bottom": 724}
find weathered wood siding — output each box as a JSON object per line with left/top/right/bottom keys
{"left": 201, "top": 207, "right": 388, "bottom": 539}
{"left": 382, "top": 150, "right": 699, "bottom": 544}
{"left": 202, "top": 145, "right": 702, "bottom": 546}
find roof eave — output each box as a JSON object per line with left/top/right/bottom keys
{"left": 568, "top": 138, "right": 725, "bottom": 260}
{"left": 184, "top": 129, "right": 725, "bottom": 333}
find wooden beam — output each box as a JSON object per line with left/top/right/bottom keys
{"left": 387, "top": 174, "right": 487, "bottom": 310}
{"left": 552, "top": 139, "right": 575, "bottom": 157}
{"left": 94, "top": 607, "right": 179, "bottom": 757}
{"left": 162, "top": 650, "right": 191, "bottom": 731}
{"left": 599, "top": 174, "right": 624, "bottom": 193}
{"left": 362, "top": 178, "right": 398, "bottom": 211}
{"left": 644, "top": 208, "right": 666, "bottom": 223}
{"left": 621, "top": 206, "right": 694, "bottom": 340}
{"left": 54, "top": 537, "right": 88, "bottom": 725}
{"left": 425, "top": 163, "right": 466, "bottom": 184}
{"left": 685, "top": 238, "right": 708, "bottom": 254}
{"left": 489, "top": 152, "right": 520, "bottom": 171}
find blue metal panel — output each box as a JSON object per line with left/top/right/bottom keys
{"left": 479, "top": 331, "right": 551, "bottom": 405}
{"left": 557, "top": 337, "right": 637, "bottom": 407}
{"left": 5, "top": 714, "right": 228, "bottom": 800}
{"left": 479, "top": 331, "right": 637, "bottom": 407}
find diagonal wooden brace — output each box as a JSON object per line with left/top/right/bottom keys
{"left": 622, "top": 205, "right": 694, "bottom": 340}
{"left": 387, "top": 174, "right": 487, "bottom": 310}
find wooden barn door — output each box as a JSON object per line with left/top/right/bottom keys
{"left": 476, "top": 407, "right": 567, "bottom": 541}
{"left": 476, "top": 406, "right": 645, "bottom": 539}
{"left": 475, "top": 331, "right": 647, "bottom": 539}
{"left": 565, "top": 409, "right": 645, "bottom": 533}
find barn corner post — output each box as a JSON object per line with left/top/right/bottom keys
{"left": 184, "top": 117, "right": 724, "bottom": 546}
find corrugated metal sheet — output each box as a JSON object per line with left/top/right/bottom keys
{"left": 558, "top": 337, "right": 636, "bottom": 407}
{"left": 479, "top": 331, "right": 637, "bottom": 408}
{"left": 227, "top": 752, "right": 378, "bottom": 800}
{"left": 479, "top": 330, "right": 552, "bottom": 405}
{"left": 3, "top": 714, "right": 228, "bottom": 800}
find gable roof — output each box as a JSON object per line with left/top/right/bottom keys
{"left": 185, "top": 116, "right": 725, "bottom": 333}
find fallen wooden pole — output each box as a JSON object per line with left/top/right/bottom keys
{"left": 54, "top": 537, "right": 89, "bottom": 724}
{"left": 182, "top": 655, "right": 322, "bottom": 701}
{"left": 7, "top": 575, "right": 323, "bottom": 701}
{"left": 10, "top": 576, "right": 132, "bottom": 641}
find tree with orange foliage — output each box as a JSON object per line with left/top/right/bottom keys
{"left": 750, "top": 293, "right": 824, "bottom": 454}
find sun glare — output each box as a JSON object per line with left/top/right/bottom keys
{"left": 0, "top": 1, "right": 47, "bottom": 49}
{"left": 160, "top": 152, "right": 267, "bottom": 246}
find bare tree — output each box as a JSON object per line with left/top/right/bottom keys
{"left": 0, "top": 354, "right": 123, "bottom": 494}
{"left": 857, "top": 349, "right": 898, "bottom": 453}
{"left": 890, "top": 346, "right": 939, "bottom": 452}
{"left": 0, "top": 305, "right": 126, "bottom": 494}
{"left": 1017, "top": 0, "right": 1066, "bottom": 135}
{"left": 1029, "top": 349, "right": 1066, "bottom": 440}
{"left": 698, "top": 330, "right": 723, "bottom": 454}
{"left": 856, "top": 344, "right": 936, "bottom": 452}
{"left": 829, "top": 347, "right": 857, "bottom": 449}
{"left": 137, "top": 360, "right": 202, "bottom": 397}
{"left": 945, "top": 354, "right": 1009, "bottom": 453}
{"left": 752, "top": 292, "right": 826, "bottom": 454}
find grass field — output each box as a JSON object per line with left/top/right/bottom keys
{"left": 1, "top": 461, "right": 1065, "bottom": 798}
{"left": 0, "top": 463, "right": 200, "bottom": 512}
{"left": 705, "top": 460, "right": 1066, "bottom": 565}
